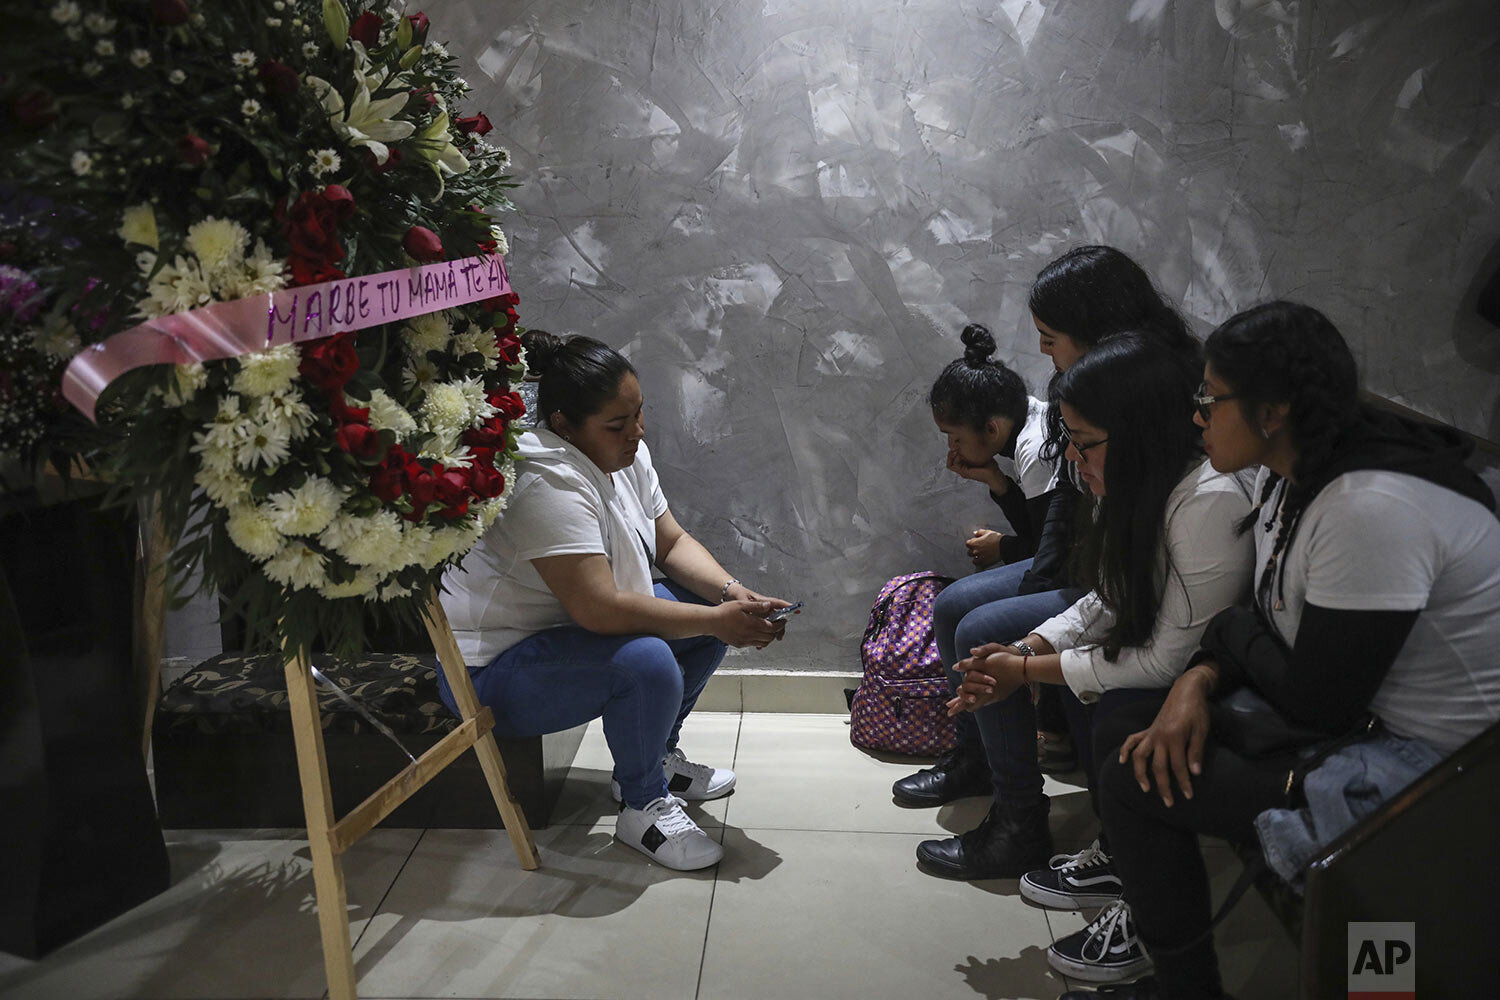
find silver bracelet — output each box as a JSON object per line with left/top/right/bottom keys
{"left": 719, "top": 578, "right": 740, "bottom": 603}
{"left": 1011, "top": 640, "right": 1037, "bottom": 657}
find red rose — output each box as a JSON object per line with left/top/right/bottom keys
{"left": 290, "top": 257, "right": 345, "bottom": 286}
{"left": 298, "top": 332, "right": 360, "bottom": 391}
{"left": 479, "top": 290, "right": 521, "bottom": 312}
{"left": 468, "top": 463, "right": 505, "bottom": 500}
{"left": 455, "top": 113, "right": 493, "bottom": 136}
{"left": 462, "top": 418, "right": 508, "bottom": 450}
{"left": 349, "top": 11, "right": 383, "bottom": 48}
{"left": 13, "top": 90, "right": 57, "bottom": 129}
{"left": 177, "top": 132, "right": 212, "bottom": 165}
{"left": 337, "top": 421, "right": 383, "bottom": 460}
{"left": 359, "top": 146, "right": 403, "bottom": 173}
{"left": 328, "top": 395, "right": 368, "bottom": 424}
{"left": 151, "top": 0, "right": 191, "bottom": 25}
{"left": 411, "top": 87, "right": 439, "bottom": 109}
{"left": 495, "top": 331, "right": 522, "bottom": 365}
{"left": 370, "top": 446, "right": 409, "bottom": 502}
{"left": 402, "top": 225, "right": 444, "bottom": 262}
{"left": 321, "top": 184, "right": 356, "bottom": 222}
{"left": 491, "top": 391, "right": 526, "bottom": 421}
{"left": 258, "top": 60, "right": 299, "bottom": 98}
{"left": 407, "top": 10, "right": 431, "bottom": 39}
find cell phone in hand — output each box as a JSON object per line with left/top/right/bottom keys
{"left": 765, "top": 601, "right": 803, "bottom": 623}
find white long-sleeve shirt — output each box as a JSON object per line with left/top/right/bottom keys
{"left": 1035, "top": 457, "right": 1255, "bottom": 702}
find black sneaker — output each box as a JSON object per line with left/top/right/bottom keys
{"left": 915, "top": 798, "right": 1052, "bottom": 879}
{"left": 891, "top": 745, "right": 990, "bottom": 807}
{"left": 1021, "top": 839, "right": 1123, "bottom": 909}
{"left": 1047, "top": 900, "right": 1153, "bottom": 982}
{"left": 1059, "top": 977, "right": 1163, "bottom": 999}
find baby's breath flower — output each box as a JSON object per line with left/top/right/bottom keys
{"left": 129, "top": 48, "right": 151, "bottom": 68}
{"left": 231, "top": 50, "right": 256, "bottom": 68}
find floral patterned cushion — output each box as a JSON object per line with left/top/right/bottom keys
{"left": 156, "top": 652, "right": 459, "bottom": 737}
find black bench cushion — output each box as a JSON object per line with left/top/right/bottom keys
{"left": 155, "top": 652, "right": 459, "bottom": 737}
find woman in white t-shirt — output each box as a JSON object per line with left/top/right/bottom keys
{"left": 1058, "top": 302, "right": 1500, "bottom": 999}
{"left": 441, "top": 332, "right": 792, "bottom": 871}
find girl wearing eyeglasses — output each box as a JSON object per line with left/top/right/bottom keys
{"left": 1052, "top": 302, "right": 1500, "bottom": 999}
{"left": 946, "top": 332, "right": 1257, "bottom": 986}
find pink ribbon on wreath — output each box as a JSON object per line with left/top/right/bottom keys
{"left": 62, "top": 253, "right": 513, "bottom": 422}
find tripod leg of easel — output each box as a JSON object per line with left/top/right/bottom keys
{"left": 283, "top": 648, "right": 360, "bottom": 1000}
{"left": 423, "top": 592, "right": 540, "bottom": 870}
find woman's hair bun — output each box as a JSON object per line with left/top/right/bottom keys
{"left": 960, "top": 323, "right": 996, "bottom": 366}
{"left": 520, "top": 329, "right": 562, "bottom": 374}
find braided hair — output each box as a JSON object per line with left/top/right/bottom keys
{"left": 1030, "top": 246, "right": 1201, "bottom": 460}
{"left": 1203, "top": 302, "right": 1360, "bottom": 609}
{"left": 928, "top": 323, "right": 1028, "bottom": 433}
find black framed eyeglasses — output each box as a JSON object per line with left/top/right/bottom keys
{"left": 1193, "top": 384, "right": 1239, "bottom": 422}
{"left": 1061, "top": 426, "right": 1108, "bottom": 455}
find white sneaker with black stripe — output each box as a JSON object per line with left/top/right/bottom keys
{"left": 614, "top": 795, "right": 724, "bottom": 870}
{"left": 1021, "top": 839, "right": 1124, "bottom": 909}
{"left": 611, "top": 747, "right": 737, "bottom": 803}
{"left": 1047, "top": 899, "right": 1154, "bottom": 982}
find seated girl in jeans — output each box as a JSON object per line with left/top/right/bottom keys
{"left": 1053, "top": 302, "right": 1500, "bottom": 998}
{"left": 439, "top": 332, "right": 793, "bottom": 871}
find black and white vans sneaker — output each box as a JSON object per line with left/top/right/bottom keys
{"left": 1047, "top": 899, "right": 1153, "bottom": 982}
{"left": 1021, "top": 839, "right": 1123, "bottom": 909}
{"left": 612, "top": 748, "right": 737, "bottom": 803}
{"left": 614, "top": 795, "right": 724, "bottom": 870}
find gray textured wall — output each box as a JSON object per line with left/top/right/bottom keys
{"left": 412, "top": 0, "right": 1499, "bottom": 672}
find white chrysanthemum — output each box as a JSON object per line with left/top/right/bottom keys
{"left": 168, "top": 69, "right": 185, "bottom": 84}
{"left": 489, "top": 225, "right": 509, "bottom": 256}
{"left": 185, "top": 217, "right": 251, "bottom": 278}
{"left": 139, "top": 256, "right": 213, "bottom": 318}
{"left": 118, "top": 203, "right": 158, "bottom": 248}
{"left": 376, "top": 579, "right": 414, "bottom": 602}
{"left": 403, "top": 310, "right": 451, "bottom": 356}
{"left": 255, "top": 392, "right": 315, "bottom": 440}
{"left": 452, "top": 328, "right": 499, "bottom": 369}
{"left": 476, "top": 495, "right": 506, "bottom": 529}
{"left": 265, "top": 476, "right": 344, "bottom": 536}
{"left": 82, "top": 12, "right": 112, "bottom": 32}
{"left": 308, "top": 148, "right": 341, "bottom": 177}
{"left": 128, "top": 48, "right": 150, "bottom": 67}
{"left": 421, "top": 519, "right": 484, "bottom": 568}
{"left": 420, "top": 382, "right": 470, "bottom": 436}
{"left": 217, "top": 239, "right": 288, "bottom": 299}
{"left": 231, "top": 50, "right": 256, "bottom": 68}
{"left": 395, "top": 521, "right": 435, "bottom": 567}
{"left": 330, "top": 509, "right": 405, "bottom": 567}
{"left": 425, "top": 41, "right": 449, "bottom": 59}
{"left": 401, "top": 358, "right": 438, "bottom": 392}
{"left": 420, "top": 442, "right": 470, "bottom": 467}
{"left": 163, "top": 362, "right": 208, "bottom": 406}
{"left": 71, "top": 151, "right": 92, "bottom": 176}
{"left": 319, "top": 568, "right": 383, "bottom": 600}
{"left": 235, "top": 418, "right": 292, "bottom": 470}
{"left": 93, "top": 38, "right": 114, "bottom": 56}
{"left": 225, "top": 504, "right": 283, "bottom": 560}
{"left": 455, "top": 376, "right": 494, "bottom": 426}
{"left": 366, "top": 388, "right": 417, "bottom": 437}
{"left": 194, "top": 465, "right": 252, "bottom": 507}
{"left": 317, "top": 511, "right": 366, "bottom": 553}
{"left": 51, "top": 3, "right": 81, "bottom": 25}
{"left": 241, "top": 98, "right": 261, "bottom": 118}
{"left": 232, "top": 344, "right": 299, "bottom": 397}
{"left": 264, "top": 540, "right": 328, "bottom": 591}
{"left": 34, "top": 321, "right": 80, "bottom": 359}
{"left": 302, "top": 41, "right": 320, "bottom": 58}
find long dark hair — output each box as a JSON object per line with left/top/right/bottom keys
{"left": 928, "top": 323, "right": 1028, "bottom": 433}
{"left": 1031, "top": 246, "right": 1200, "bottom": 460}
{"left": 520, "top": 330, "right": 636, "bottom": 431}
{"left": 1052, "top": 332, "right": 1204, "bottom": 655}
{"left": 1203, "top": 301, "right": 1360, "bottom": 608}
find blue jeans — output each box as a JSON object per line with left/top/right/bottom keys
{"left": 933, "top": 559, "right": 1083, "bottom": 805}
{"left": 436, "top": 580, "right": 726, "bottom": 808}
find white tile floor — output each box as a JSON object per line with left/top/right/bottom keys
{"left": 0, "top": 713, "right": 1298, "bottom": 1000}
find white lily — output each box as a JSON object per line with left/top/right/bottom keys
{"left": 414, "top": 110, "right": 470, "bottom": 176}
{"left": 304, "top": 45, "right": 415, "bottom": 165}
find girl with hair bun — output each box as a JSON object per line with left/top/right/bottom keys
{"left": 440, "top": 331, "right": 795, "bottom": 872}
{"left": 1056, "top": 302, "right": 1500, "bottom": 998}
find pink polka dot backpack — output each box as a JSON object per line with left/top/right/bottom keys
{"left": 850, "top": 571, "right": 957, "bottom": 756}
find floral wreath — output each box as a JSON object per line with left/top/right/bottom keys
{"left": 1, "top": 0, "right": 530, "bottom": 658}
